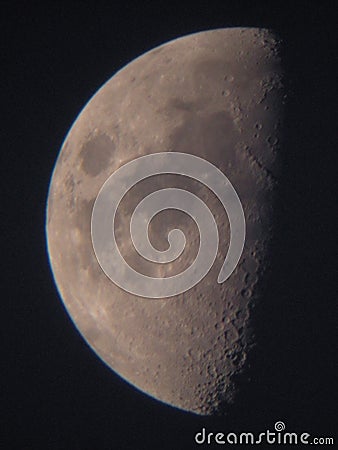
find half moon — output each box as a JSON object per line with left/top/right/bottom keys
{"left": 46, "top": 28, "right": 284, "bottom": 414}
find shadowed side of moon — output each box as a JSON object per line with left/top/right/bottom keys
{"left": 46, "top": 28, "right": 284, "bottom": 414}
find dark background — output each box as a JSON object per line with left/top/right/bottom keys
{"left": 2, "top": 1, "right": 337, "bottom": 449}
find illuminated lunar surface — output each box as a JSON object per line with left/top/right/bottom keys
{"left": 46, "top": 28, "right": 284, "bottom": 414}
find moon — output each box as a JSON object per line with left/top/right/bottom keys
{"left": 46, "top": 28, "right": 284, "bottom": 414}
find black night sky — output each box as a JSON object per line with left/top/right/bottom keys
{"left": 3, "top": 2, "right": 337, "bottom": 449}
